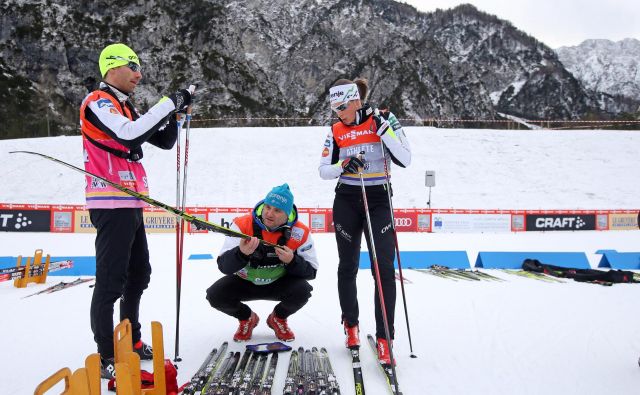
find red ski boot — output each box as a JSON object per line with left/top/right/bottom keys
{"left": 233, "top": 311, "right": 259, "bottom": 342}
{"left": 376, "top": 337, "right": 396, "bottom": 366}
{"left": 266, "top": 312, "right": 295, "bottom": 342}
{"left": 344, "top": 322, "right": 360, "bottom": 349}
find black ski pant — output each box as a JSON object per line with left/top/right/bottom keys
{"left": 206, "top": 275, "right": 312, "bottom": 321}
{"left": 333, "top": 190, "right": 396, "bottom": 340}
{"left": 90, "top": 208, "right": 151, "bottom": 359}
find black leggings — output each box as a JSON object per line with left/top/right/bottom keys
{"left": 333, "top": 190, "right": 396, "bottom": 339}
{"left": 89, "top": 208, "right": 151, "bottom": 359}
{"left": 206, "top": 275, "right": 313, "bottom": 320}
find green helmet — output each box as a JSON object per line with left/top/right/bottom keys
{"left": 98, "top": 43, "right": 140, "bottom": 77}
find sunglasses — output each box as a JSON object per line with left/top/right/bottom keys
{"left": 332, "top": 102, "right": 349, "bottom": 112}
{"left": 107, "top": 56, "right": 142, "bottom": 73}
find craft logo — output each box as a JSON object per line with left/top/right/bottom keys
{"left": 0, "top": 213, "right": 31, "bottom": 230}
{"left": 536, "top": 217, "right": 585, "bottom": 229}
{"left": 0, "top": 210, "right": 51, "bottom": 232}
{"left": 526, "top": 214, "right": 596, "bottom": 231}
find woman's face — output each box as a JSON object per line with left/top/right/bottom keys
{"left": 334, "top": 99, "right": 361, "bottom": 124}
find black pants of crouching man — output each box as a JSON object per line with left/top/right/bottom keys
{"left": 89, "top": 208, "right": 151, "bottom": 359}
{"left": 206, "top": 275, "right": 313, "bottom": 321}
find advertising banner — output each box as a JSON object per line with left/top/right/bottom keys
{"left": 187, "top": 208, "right": 210, "bottom": 233}
{"left": 432, "top": 213, "right": 512, "bottom": 233}
{"left": 417, "top": 213, "right": 431, "bottom": 232}
{"left": 525, "top": 213, "right": 596, "bottom": 231}
{"left": 609, "top": 213, "right": 639, "bottom": 230}
{"left": 74, "top": 210, "right": 96, "bottom": 233}
{"left": 511, "top": 214, "right": 525, "bottom": 232}
{"left": 0, "top": 208, "right": 51, "bottom": 232}
{"left": 309, "top": 213, "right": 327, "bottom": 232}
{"left": 143, "top": 210, "right": 176, "bottom": 233}
{"left": 51, "top": 209, "right": 74, "bottom": 232}
{"left": 207, "top": 210, "right": 250, "bottom": 232}
{"left": 393, "top": 211, "right": 417, "bottom": 232}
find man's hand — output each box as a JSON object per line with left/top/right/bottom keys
{"left": 275, "top": 245, "right": 295, "bottom": 264}
{"left": 169, "top": 89, "right": 192, "bottom": 113}
{"left": 239, "top": 237, "right": 260, "bottom": 256}
{"left": 341, "top": 156, "right": 365, "bottom": 174}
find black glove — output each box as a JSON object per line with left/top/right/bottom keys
{"left": 168, "top": 89, "right": 192, "bottom": 113}
{"left": 373, "top": 109, "right": 391, "bottom": 136}
{"left": 341, "top": 156, "right": 365, "bottom": 174}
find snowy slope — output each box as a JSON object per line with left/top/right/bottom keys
{"left": 1, "top": 128, "right": 640, "bottom": 395}
{"left": 1, "top": 127, "right": 639, "bottom": 210}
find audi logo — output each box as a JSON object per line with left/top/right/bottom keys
{"left": 395, "top": 218, "right": 412, "bottom": 227}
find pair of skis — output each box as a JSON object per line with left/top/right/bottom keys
{"left": 500, "top": 269, "right": 566, "bottom": 283}
{"left": 415, "top": 266, "right": 504, "bottom": 282}
{"left": 0, "top": 259, "right": 73, "bottom": 282}
{"left": 348, "top": 336, "right": 402, "bottom": 395}
{"left": 22, "top": 277, "right": 94, "bottom": 298}
{"left": 283, "top": 346, "right": 340, "bottom": 395}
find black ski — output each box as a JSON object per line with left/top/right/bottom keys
{"left": 349, "top": 347, "right": 365, "bottom": 395}
{"left": 260, "top": 353, "right": 278, "bottom": 395}
{"left": 201, "top": 351, "right": 236, "bottom": 394}
{"left": 9, "top": 151, "right": 281, "bottom": 247}
{"left": 316, "top": 347, "right": 340, "bottom": 395}
{"left": 228, "top": 350, "right": 253, "bottom": 394}
{"left": 211, "top": 351, "right": 241, "bottom": 394}
{"left": 282, "top": 349, "right": 299, "bottom": 395}
{"left": 366, "top": 335, "right": 402, "bottom": 395}
{"left": 182, "top": 342, "right": 228, "bottom": 394}
{"left": 248, "top": 352, "right": 269, "bottom": 394}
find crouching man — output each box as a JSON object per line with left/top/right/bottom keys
{"left": 206, "top": 184, "right": 319, "bottom": 342}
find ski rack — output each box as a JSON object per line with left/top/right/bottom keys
{"left": 113, "top": 319, "right": 168, "bottom": 394}
{"left": 14, "top": 249, "right": 50, "bottom": 288}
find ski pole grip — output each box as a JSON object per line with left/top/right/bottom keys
{"left": 186, "top": 85, "right": 197, "bottom": 115}
{"left": 357, "top": 151, "right": 365, "bottom": 173}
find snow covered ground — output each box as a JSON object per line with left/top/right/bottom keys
{"left": 1, "top": 127, "right": 639, "bottom": 394}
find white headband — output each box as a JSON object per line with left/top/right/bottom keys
{"left": 329, "top": 83, "right": 360, "bottom": 106}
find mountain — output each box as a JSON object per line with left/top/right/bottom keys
{"left": 0, "top": 0, "right": 634, "bottom": 139}
{"left": 556, "top": 39, "right": 640, "bottom": 101}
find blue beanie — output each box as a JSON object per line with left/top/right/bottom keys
{"left": 264, "top": 183, "right": 294, "bottom": 215}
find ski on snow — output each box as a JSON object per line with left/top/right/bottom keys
{"left": 22, "top": 277, "right": 94, "bottom": 298}
{"left": 366, "top": 335, "right": 402, "bottom": 395}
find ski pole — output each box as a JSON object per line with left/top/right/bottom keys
{"left": 174, "top": 110, "right": 183, "bottom": 362}
{"left": 380, "top": 140, "right": 417, "bottom": 358}
{"left": 357, "top": 153, "right": 401, "bottom": 393}
{"left": 174, "top": 84, "right": 197, "bottom": 363}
